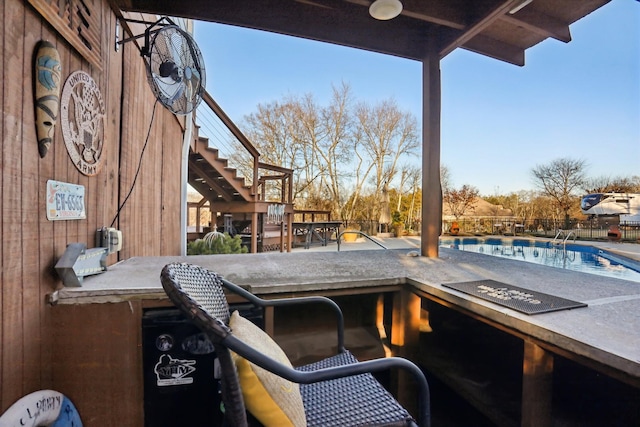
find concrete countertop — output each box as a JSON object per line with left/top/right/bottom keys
{"left": 51, "top": 246, "right": 640, "bottom": 382}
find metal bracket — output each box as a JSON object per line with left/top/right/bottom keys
{"left": 116, "top": 16, "right": 177, "bottom": 56}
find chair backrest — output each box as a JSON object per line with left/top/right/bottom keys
{"left": 160, "top": 262, "right": 249, "bottom": 427}
{"left": 161, "top": 262, "right": 231, "bottom": 323}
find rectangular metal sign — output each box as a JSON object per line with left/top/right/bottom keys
{"left": 46, "top": 180, "right": 86, "bottom": 221}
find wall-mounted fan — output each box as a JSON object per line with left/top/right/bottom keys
{"left": 141, "top": 18, "right": 206, "bottom": 115}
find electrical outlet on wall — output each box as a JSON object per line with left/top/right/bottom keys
{"left": 96, "top": 227, "right": 123, "bottom": 254}
{"left": 109, "top": 228, "right": 123, "bottom": 253}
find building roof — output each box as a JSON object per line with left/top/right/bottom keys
{"left": 111, "top": 0, "right": 611, "bottom": 66}
{"left": 442, "top": 197, "right": 514, "bottom": 218}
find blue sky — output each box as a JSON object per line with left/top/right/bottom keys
{"left": 194, "top": 0, "right": 639, "bottom": 196}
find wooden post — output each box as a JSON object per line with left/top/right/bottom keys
{"left": 280, "top": 221, "right": 285, "bottom": 253}
{"left": 391, "top": 289, "right": 421, "bottom": 349}
{"left": 286, "top": 212, "right": 293, "bottom": 253}
{"left": 251, "top": 211, "right": 258, "bottom": 253}
{"left": 263, "top": 306, "right": 275, "bottom": 337}
{"left": 391, "top": 288, "right": 421, "bottom": 417}
{"left": 522, "top": 340, "right": 554, "bottom": 427}
{"left": 376, "top": 294, "right": 392, "bottom": 357}
{"left": 420, "top": 32, "right": 442, "bottom": 258}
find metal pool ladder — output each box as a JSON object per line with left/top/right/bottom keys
{"left": 552, "top": 229, "right": 577, "bottom": 248}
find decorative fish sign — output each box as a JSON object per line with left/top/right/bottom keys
{"left": 34, "top": 41, "right": 62, "bottom": 158}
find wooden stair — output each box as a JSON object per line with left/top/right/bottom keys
{"left": 189, "top": 135, "right": 255, "bottom": 203}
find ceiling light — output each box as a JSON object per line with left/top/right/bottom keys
{"left": 369, "top": 0, "right": 403, "bottom": 21}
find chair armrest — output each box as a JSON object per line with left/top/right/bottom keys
{"left": 221, "top": 277, "right": 345, "bottom": 352}
{"left": 224, "top": 335, "right": 430, "bottom": 427}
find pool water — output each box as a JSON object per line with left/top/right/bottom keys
{"left": 440, "top": 238, "right": 640, "bottom": 282}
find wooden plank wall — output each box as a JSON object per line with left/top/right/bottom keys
{"left": 1, "top": 0, "right": 184, "bottom": 413}
{"left": 118, "top": 36, "right": 184, "bottom": 259}
{"left": 51, "top": 301, "right": 145, "bottom": 425}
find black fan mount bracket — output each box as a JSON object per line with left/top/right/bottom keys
{"left": 117, "top": 17, "right": 206, "bottom": 115}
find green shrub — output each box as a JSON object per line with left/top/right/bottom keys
{"left": 187, "top": 233, "right": 248, "bottom": 255}
{"left": 391, "top": 210, "right": 403, "bottom": 225}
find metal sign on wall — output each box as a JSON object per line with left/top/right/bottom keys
{"left": 46, "top": 180, "right": 86, "bottom": 221}
{"left": 60, "top": 70, "right": 105, "bottom": 176}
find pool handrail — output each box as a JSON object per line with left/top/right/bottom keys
{"left": 337, "top": 230, "right": 388, "bottom": 251}
{"left": 552, "top": 229, "right": 577, "bottom": 248}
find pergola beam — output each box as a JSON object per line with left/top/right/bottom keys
{"left": 501, "top": 9, "right": 572, "bottom": 43}
{"left": 439, "top": 0, "right": 529, "bottom": 59}
{"left": 463, "top": 35, "right": 525, "bottom": 67}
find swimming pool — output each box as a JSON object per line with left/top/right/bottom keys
{"left": 440, "top": 237, "right": 640, "bottom": 282}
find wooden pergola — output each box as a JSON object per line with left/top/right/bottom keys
{"left": 111, "top": 0, "right": 611, "bottom": 256}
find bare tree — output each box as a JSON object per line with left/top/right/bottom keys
{"left": 405, "top": 166, "right": 422, "bottom": 229}
{"left": 583, "top": 175, "right": 640, "bottom": 194}
{"left": 242, "top": 94, "right": 331, "bottom": 207}
{"left": 315, "top": 82, "right": 353, "bottom": 215}
{"left": 531, "top": 157, "right": 587, "bottom": 229}
{"left": 440, "top": 165, "right": 452, "bottom": 193}
{"left": 340, "top": 129, "right": 376, "bottom": 224}
{"left": 355, "top": 99, "right": 419, "bottom": 191}
{"left": 388, "top": 165, "right": 421, "bottom": 228}
{"left": 240, "top": 85, "right": 421, "bottom": 224}
{"left": 242, "top": 100, "right": 304, "bottom": 173}
{"left": 443, "top": 184, "right": 479, "bottom": 220}
{"left": 288, "top": 92, "right": 328, "bottom": 207}
{"left": 348, "top": 99, "right": 420, "bottom": 222}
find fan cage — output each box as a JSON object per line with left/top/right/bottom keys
{"left": 145, "top": 25, "right": 206, "bottom": 115}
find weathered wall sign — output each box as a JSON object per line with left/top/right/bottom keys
{"left": 46, "top": 180, "right": 86, "bottom": 220}
{"left": 60, "top": 70, "right": 105, "bottom": 176}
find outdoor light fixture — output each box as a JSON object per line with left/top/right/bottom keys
{"left": 369, "top": 0, "right": 403, "bottom": 20}
{"left": 55, "top": 243, "right": 108, "bottom": 287}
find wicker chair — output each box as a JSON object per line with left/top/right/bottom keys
{"left": 160, "top": 262, "right": 431, "bottom": 427}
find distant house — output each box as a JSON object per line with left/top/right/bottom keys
{"left": 442, "top": 198, "right": 517, "bottom": 234}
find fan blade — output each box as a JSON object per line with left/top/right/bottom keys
{"left": 173, "top": 28, "right": 190, "bottom": 69}
{"left": 186, "top": 67, "right": 199, "bottom": 85}
{"left": 169, "top": 84, "right": 185, "bottom": 106}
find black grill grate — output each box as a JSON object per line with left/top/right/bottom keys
{"left": 442, "top": 280, "right": 587, "bottom": 315}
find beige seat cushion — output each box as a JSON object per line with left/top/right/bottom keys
{"left": 229, "top": 311, "right": 307, "bottom": 427}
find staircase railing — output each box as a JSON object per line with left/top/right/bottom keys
{"left": 196, "top": 91, "right": 292, "bottom": 204}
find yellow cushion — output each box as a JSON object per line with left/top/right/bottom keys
{"left": 229, "top": 310, "right": 307, "bottom": 427}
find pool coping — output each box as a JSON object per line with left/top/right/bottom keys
{"left": 440, "top": 236, "right": 640, "bottom": 277}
